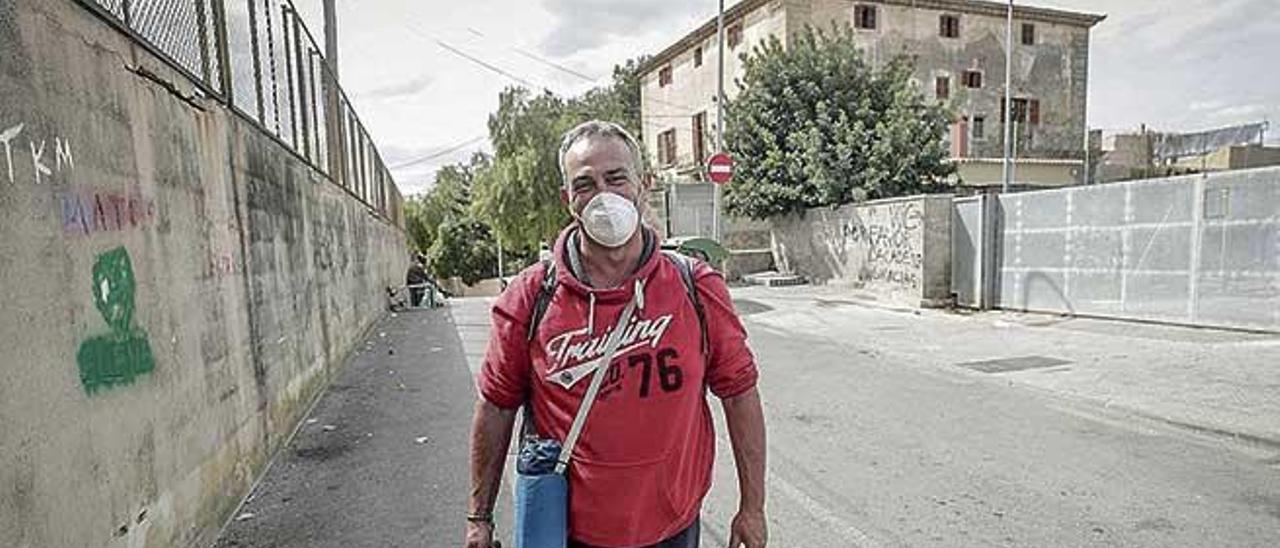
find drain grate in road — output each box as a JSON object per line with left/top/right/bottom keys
{"left": 733, "top": 299, "right": 774, "bottom": 316}
{"left": 956, "top": 355, "right": 1072, "bottom": 374}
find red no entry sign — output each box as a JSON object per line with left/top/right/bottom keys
{"left": 706, "top": 152, "right": 734, "bottom": 184}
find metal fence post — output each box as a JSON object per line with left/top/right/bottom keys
{"left": 194, "top": 0, "right": 212, "bottom": 85}
{"left": 247, "top": 0, "right": 265, "bottom": 123}
{"left": 212, "top": 0, "right": 233, "bottom": 100}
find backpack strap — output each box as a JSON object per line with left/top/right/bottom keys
{"left": 525, "top": 253, "right": 709, "bottom": 352}
{"left": 526, "top": 259, "right": 557, "bottom": 342}
{"left": 662, "top": 251, "right": 710, "bottom": 356}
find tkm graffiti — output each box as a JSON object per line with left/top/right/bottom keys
{"left": 1, "top": 122, "right": 74, "bottom": 185}
{"left": 76, "top": 246, "right": 155, "bottom": 394}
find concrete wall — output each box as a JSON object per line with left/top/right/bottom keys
{"left": 0, "top": 2, "right": 406, "bottom": 547}
{"left": 990, "top": 167, "right": 1280, "bottom": 332}
{"left": 769, "top": 195, "right": 952, "bottom": 306}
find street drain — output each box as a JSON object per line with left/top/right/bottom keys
{"left": 956, "top": 355, "right": 1072, "bottom": 374}
{"left": 733, "top": 299, "right": 774, "bottom": 316}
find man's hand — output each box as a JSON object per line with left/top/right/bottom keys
{"left": 464, "top": 520, "right": 496, "bottom": 548}
{"left": 727, "top": 508, "right": 768, "bottom": 547}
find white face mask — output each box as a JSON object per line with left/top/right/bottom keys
{"left": 579, "top": 192, "right": 639, "bottom": 248}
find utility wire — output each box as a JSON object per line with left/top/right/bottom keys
{"left": 388, "top": 135, "right": 489, "bottom": 169}
{"left": 433, "top": 38, "right": 542, "bottom": 90}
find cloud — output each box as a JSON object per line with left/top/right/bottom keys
{"left": 355, "top": 74, "right": 436, "bottom": 100}
{"left": 537, "top": 0, "right": 706, "bottom": 57}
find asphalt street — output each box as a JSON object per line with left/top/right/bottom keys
{"left": 214, "top": 293, "right": 1280, "bottom": 547}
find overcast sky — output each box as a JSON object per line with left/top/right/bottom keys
{"left": 293, "top": 0, "right": 1280, "bottom": 196}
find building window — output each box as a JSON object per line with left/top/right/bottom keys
{"left": 658, "top": 129, "right": 677, "bottom": 166}
{"left": 727, "top": 23, "right": 743, "bottom": 48}
{"left": 935, "top": 76, "right": 950, "bottom": 100}
{"left": 694, "top": 46, "right": 703, "bottom": 68}
{"left": 963, "top": 70, "right": 982, "bottom": 89}
{"left": 854, "top": 5, "right": 877, "bottom": 30}
{"left": 1021, "top": 23, "right": 1036, "bottom": 45}
{"left": 692, "top": 112, "right": 707, "bottom": 163}
{"left": 1001, "top": 97, "right": 1041, "bottom": 125}
{"left": 971, "top": 116, "right": 985, "bottom": 140}
{"left": 940, "top": 15, "right": 960, "bottom": 38}
{"left": 659, "top": 65, "right": 673, "bottom": 87}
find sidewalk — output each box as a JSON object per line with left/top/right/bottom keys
{"left": 214, "top": 306, "right": 482, "bottom": 547}
{"left": 731, "top": 284, "right": 1280, "bottom": 450}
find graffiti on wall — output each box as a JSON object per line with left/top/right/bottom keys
{"left": 60, "top": 188, "right": 156, "bottom": 236}
{"left": 842, "top": 201, "right": 924, "bottom": 290}
{"left": 1, "top": 122, "right": 74, "bottom": 185}
{"left": 76, "top": 246, "right": 156, "bottom": 394}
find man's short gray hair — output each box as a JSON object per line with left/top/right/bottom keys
{"left": 557, "top": 120, "right": 645, "bottom": 189}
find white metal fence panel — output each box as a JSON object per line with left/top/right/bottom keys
{"left": 993, "top": 167, "right": 1280, "bottom": 331}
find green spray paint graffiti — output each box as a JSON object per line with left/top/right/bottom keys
{"left": 76, "top": 246, "right": 155, "bottom": 394}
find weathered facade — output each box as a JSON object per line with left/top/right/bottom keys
{"left": 639, "top": 0, "right": 1105, "bottom": 193}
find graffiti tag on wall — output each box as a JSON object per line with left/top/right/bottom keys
{"left": 842, "top": 202, "right": 924, "bottom": 290}
{"left": 1, "top": 122, "right": 74, "bottom": 185}
{"left": 76, "top": 246, "right": 156, "bottom": 394}
{"left": 59, "top": 188, "right": 156, "bottom": 236}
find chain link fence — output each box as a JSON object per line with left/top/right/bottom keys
{"left": 75, "top": 0, "right": 402, "bottom": 228}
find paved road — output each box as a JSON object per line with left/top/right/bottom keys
{"left": 215, "top": 294, "right": 1280, "bottom": 547}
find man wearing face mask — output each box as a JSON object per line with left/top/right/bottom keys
{"left": 466, "top": 121, "right": 767, "bottom": 548}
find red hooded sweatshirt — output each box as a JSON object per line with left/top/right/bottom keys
{"left": 478, "top": 225, "right": 758, "bottom": 547}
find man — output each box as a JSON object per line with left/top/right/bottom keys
{"left": 466, "top": 121, "right": 767, "bottom": 548}
{"left": 407, "top": 254, "right": 429, "bottom": 307}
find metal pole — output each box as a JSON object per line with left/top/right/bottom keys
{"left": 323, "top": 0, "right": 339, "bottom": 76}
{"left": 322, "top": 0, "right": 346, "bottom": 186}
{"left": 496, "top": 234, "right": 504, "bottom": 280}
{"left": 713, "top": 0, "right": 725, "bottom": 242}
{"left": 1001, "top": 0, "right": 1014, "bottom": 194}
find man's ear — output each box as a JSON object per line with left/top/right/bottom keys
{"left": 559, "top": 187, "right": 570, "bottom": 206}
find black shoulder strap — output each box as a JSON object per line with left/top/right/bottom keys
{"left": 526, "top": 259, "right": 557, "bottom": 341}
{"left": 662, "top": 251, "right": 709, "bottom": 356}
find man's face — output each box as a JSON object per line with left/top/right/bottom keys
{"left": 561, "top": 135, "right": 646, "bottom": 219}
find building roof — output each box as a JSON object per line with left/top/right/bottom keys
{"left": 951, "top": 157, "right": 1085, "bottom": 166}
{"left": 638, "top": 0, "right": 1106, "bottom": 77}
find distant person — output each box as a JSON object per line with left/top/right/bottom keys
{"left": 465, "top": 121, "right": 767, "bottom": 547}
{"left": 407, "top": 254, "right": 429, "bottom": 307}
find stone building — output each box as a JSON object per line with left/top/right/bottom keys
{"left": 638, "top": 0, "right": 1106, "bottom": 232}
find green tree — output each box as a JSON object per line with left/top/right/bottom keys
{"left": 428, "top": 218, "right": 498, "bottom": 285}
{"left": 404, "top": 152, "right": 490, "bottom": 254}
{"left": 471, "top": 88, "right": 572, "bottom": 255}
{"left": 471, "top": 57, "right": 649, "bottom": 254}
{"left": 723, "top": 26, "right": 955, "bottom": 220}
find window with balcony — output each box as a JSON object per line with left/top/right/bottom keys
{"left": 1001, "top": 97, "right": 1041, "bottom": 125}
{"left": 963, "top": 70, "right": 983, "bottom": 89}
